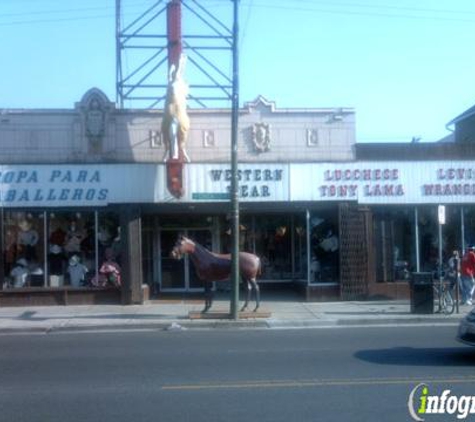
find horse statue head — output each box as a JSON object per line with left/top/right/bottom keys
{"left": 170, "top": 236, "right": 195, "bottom": 260}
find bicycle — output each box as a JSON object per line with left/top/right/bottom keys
{"left": 432, "top": 271, "right": 456, "bottom": 315}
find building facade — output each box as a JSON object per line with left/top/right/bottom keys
{"left": 0, "top": 90, "right": 355, "bottom": 305}
{"left": 2, "top": 88, "right": 475, "bottom": 306}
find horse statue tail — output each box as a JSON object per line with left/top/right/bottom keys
{"left": 257, "top": 256, "right": 262, "bottom": 277}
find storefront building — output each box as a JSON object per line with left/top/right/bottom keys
{"left": 355, "top": 131, "right": 475, "bottom": 299}
{"left": 2, "top": 88, "right": 475, "bottom": 305}
{"left": 0, "top": 90, "right": 355, "bottom": 305}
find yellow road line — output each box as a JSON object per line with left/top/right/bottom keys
{"left": 162, "top": 376, "right": 475, "bottom": 391}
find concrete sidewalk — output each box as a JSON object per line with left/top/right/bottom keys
{"left": 0, "top": 294, "right": 470, "bottom": 333}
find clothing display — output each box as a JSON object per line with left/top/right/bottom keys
{"left": 10, "top": 259, "right": 29, "bottom": 288}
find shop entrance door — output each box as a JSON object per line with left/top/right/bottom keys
{"left": 160, "top": 229, "right": 212, "bottom": 292}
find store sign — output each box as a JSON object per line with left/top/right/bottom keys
{"left": 0, "top": 167, "right": 110, "bottom": 207}
{"left": 5, "top": 161, "right": 475, "bottom": 207}
{"left": 188, "top": 164, "right": 289, "bottom": 202}
{"left": 0, "top": 164, "right": 169, "bottom": 207}
{"left": 290, "top": 161, "right": 475, "bottom": 204}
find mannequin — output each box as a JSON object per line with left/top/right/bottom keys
{"left": 48, "top": 244, "right": 65, "bottom": 287}
{"left": 64, "top": 221, "right": 83, "bottom": 255}
{"left": 67, "top": 255, "right": 88, "bottom": 287}
{"left": 17, "top": 220, "right": 39, "bottom": 260}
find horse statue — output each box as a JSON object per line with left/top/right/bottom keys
{"left": 170, "top": 236, "right": 261, "bottom": 313}
{"left": 161, "top": 54, "right": 190, "bottom": 163}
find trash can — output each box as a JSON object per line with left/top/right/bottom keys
{"left": 410, "top": 272, "right": 434, "bottom": 314}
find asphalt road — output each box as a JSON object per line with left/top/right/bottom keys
{"left": 0, "top": 325, "right": 474, "bottom": 422}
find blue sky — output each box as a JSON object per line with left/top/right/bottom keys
{"left": 2, "top": 0, "right": 475, "bottom": 143}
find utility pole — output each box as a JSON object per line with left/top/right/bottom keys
{"left": 230, "top": 0, "right": 240, "bottom": 320}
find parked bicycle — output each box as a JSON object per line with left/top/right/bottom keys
{"left": 432, "top": 268, "right": 456, "bottom": 315}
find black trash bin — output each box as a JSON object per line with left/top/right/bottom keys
{"left": 410, "top": 272, "right": 434, "bottom": 314}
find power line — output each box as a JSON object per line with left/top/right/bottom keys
{"left": 241, "top": 0, "right": 475, "bottom": 24}
{"left": 2, "top": 0, "right": 475, "bottom": 26}
{"left": 0, "top": 0, "right": 154, "bottom": 26}
{"left": 260, "top": 0, "right": 475, "bottom": 17}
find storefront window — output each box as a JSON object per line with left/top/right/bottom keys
{"left": 293, "top": 215, "right": 307, "bottom": 281}
{"left": 463, "top": 207, "right": 475, "bottom": 249}
{"left": 2, "top": 209, "right": 121, "bottom": 290}
{"left": 416, "top": 205, "right": 463, "bottom": 274}
{"left": 4, "top": 211, "right": 45, "bottom": 288}
{"left": 309, "top": 211, "right": 339, "bottom": 283}
{"left": 48, "top": 211, "right": 95, "bottom": 288}
{"left": 373, "top": 207, "right": 415, "bottom": 282}
{"left": 97, "top": 212, "right": 121, "bottom": 288}
{"left": 443, "top": 206, "right": 462, "bottom": 260}
{"left": 253, "top": 215, "right": 292, "bottom": 280}
{"left": 219, "top": 214, "right": 304, "bottom": 281}
{"left": 418, "top": 206, "right": 439, "bottom": 272}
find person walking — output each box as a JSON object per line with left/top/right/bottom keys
{"left": 460, "top": 246, "right": 475, "bottom": 305}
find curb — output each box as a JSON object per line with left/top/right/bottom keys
{"left": 0, "top": 315, "right": 462, "bottom": 334}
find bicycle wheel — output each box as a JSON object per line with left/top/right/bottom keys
{"left": 442, "top": 288, "right": 455, "bottom": 315}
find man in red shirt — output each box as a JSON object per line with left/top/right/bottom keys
{"left": 460, "top": 246, "right": 475, "bottom": 305}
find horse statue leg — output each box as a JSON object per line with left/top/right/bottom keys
{"left": 251, "top": 278, "right": 260, "bottom": 312}
{"left": 169, "top": 118, "right": 180, "bottom": 160}
{"left": 202, "top": 281, "right": 213, "bottom": 313}
{"left": 240, "top": 280, "right": 252, "bottom": 312}
{"left": 178, "top": 127, "right": 191, "bottom": 163}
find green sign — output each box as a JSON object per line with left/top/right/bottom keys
{"left": 192, "top": 192, "right": 230, "bottom": 200}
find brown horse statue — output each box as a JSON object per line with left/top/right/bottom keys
{"left": 170, "top": 236, "right": 261, "bottom": 313}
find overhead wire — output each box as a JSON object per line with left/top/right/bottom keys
{"left": 251, "top": 0, "right": 475, "bottom": 16}
{"left": 239, "top": 0, "right": 475, "bottom": 24}
{"left": 0, "top": 0, "right": 154, "bottom": 26}
{"left": 2, "top": 0, "right": 475, "bottom": 26}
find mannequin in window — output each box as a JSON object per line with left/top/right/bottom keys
{"left": 64, "top": 220, "right": 83, "bottom": 256}
{"left": 91, "top": 248, "right": 121, "bottom": 288}
{"left": 67, "top": 255, "right": 88, "bottom": 287}
{"left": 17, "top": 220, "right": 39, "bottom": 260}
{"left": 48, "top": 243, "right": 65, "bottom": 287}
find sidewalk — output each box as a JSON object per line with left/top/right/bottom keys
{"left": 0, "top": 293, "right": 470, "bottom": 333}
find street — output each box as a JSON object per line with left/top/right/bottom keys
{"left": 0, "top": 325, "right": 473, "bottom": 422}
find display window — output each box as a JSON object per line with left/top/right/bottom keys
{"left": 293, "top": 215, "right": 307, "bottom": 281}
{"left": 373, "top": 207, "right": 415, "bottom": 282}
{"left": 48, "top": 211, "right": 95, "bottom": 288}
{"left": 4, "top": 211, "right": 45, "bottom": 288}
{"left": 216, "top": 214, "right": 309, "bottom": 282}
{"left": 309, "top": 211, "right": 339, "bottom": 283}
{"left": 2, "top": 210, "right": 122, "bottom": 290}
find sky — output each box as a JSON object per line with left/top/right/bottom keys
{"left": 2, "top": 0, "right": 475, "bottom": 143}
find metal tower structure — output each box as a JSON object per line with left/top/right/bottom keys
{"left": 115, "top": 0, "right": 234, "bottom": 109}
